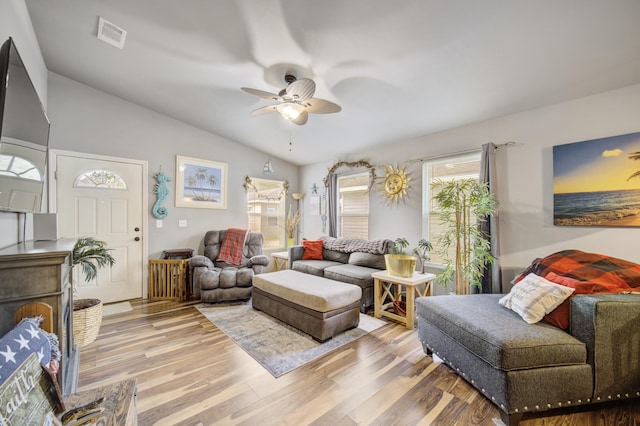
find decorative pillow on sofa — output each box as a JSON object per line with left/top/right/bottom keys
{"left": 348, "top": 252, "right": 386, "bottom": 269}
{"left": 302, "top": 240, "right": 324, "bottom": 260}
{"left": 499, "top": 273, "right": 575, "bottom": 324}
{"left": 542, "top": 272, "right": 596, "bottom": 329}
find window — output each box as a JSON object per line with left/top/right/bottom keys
{"left": 0, "top": 154, "right": 42, "bottom": 181}
{"left": 423, "top": 152, "right": 481, "bottom": 263}
{"left": 74, "top": 169, "right": 127, "bottom": 189}
{"left": 337, "top": 172, "right": 369, "bottom": 239}
{"left": 246, "top": 177, "right": 286, "bottom": 249}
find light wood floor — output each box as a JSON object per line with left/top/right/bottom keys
{"left": 77, "top": 300, "right": 639, "bottom": 426}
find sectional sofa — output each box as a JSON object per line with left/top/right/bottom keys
{"left": 416, "top": 250, "right": 640, "bottom": 425}
{"left": 288, "top": 237, "right": 394, "bottom": 312}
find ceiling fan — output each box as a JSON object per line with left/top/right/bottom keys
{"left": 241, "top": 74, "right": 342, "bottom": 125}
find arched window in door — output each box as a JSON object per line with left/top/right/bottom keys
{"left": 74, "top": 169, "right": 127, "bottom": 189}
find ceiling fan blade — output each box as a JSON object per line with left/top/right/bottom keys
{"left": 305, "top": 98, "right": 342, "bottom": 114}
{"left": 241, "top": 87, "right": 281, "bottom": 101}
{"left": 291, "top": 110, "right": 309, "bottom": 125}
{"left": 286, "top": 78, "right": 315, "bottom": 101}
{"left": 250, "top": 105, "right": 277, "bottom": 116}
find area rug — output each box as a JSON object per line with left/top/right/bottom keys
{"left": 102, "top": 301, "right": 132, "bottom": 316}
{"left": 195, "top": 301, "right": 386, "bottom": 377}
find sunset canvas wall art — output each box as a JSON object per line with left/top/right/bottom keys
{"left": 553, "top": 131, "right": 640, "bottom": 227}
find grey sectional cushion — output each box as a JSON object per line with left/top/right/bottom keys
{"left": 322, "top": 249, "right": 350, "bottom": 263}
{"left": 324, "top": 264, "right": 378, "bottom": 289}
{"left": 348, "top": 252, "right": 386, "bottom": 270}
{"left": 416, "top": 294, "right": 587, "bottom": 371}
{"left": 292, "top": 260, "right": 342, "bottom": 276}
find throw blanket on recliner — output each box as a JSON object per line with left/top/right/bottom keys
{"left": 217, "top": 228, "right": 249, "bottom": 265}
{"left": 322, "top": 237, "right": 392, "bottom": 255}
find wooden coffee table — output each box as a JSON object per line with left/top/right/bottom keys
{"left": 372, "top": 270, "right": 436, "bottom": 329}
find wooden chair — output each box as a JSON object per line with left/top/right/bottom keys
{"left": 14, "top": 301, "right": 54, "bottom": 333}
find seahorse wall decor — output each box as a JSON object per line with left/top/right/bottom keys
{"left": 152, "top": 171, "right": 171, "bottom": 219}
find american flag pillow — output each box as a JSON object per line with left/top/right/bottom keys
{"left": 0, "top": 319, "right": 52, "bottom": 385}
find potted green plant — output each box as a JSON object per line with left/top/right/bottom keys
{"left": 412, "top": 239, "right": 433, "bottom": 274}
{"left": 431, "top": 178, "right": 497, "bottom": 294}
{"left": 384, "top": 237, "right": 416, "bottom": 278}
{"left": 72, "top": 237, "right": 115, "bottom": 347}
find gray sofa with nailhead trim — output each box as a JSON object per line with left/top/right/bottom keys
{"left": 416, "top": 293, "right": 640, "bottom": 425}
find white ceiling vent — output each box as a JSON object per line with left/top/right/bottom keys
{"left": 97, "top": 17, "right": 127, "bottom": 49}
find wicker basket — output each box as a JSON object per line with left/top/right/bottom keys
{"left": 393, "top": 300, "right": 407, "bottom": 316}
{"left": 73, "top": 298, "right": 103, "bottom": 348}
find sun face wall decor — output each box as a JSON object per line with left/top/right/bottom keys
{"left": 377, "top": 164, "right": 411, "bottom": 205}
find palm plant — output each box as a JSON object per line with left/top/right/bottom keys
{"left": 627, "top": 151, "right": 640, "bottom": 181}
{"left": 385, "top": 237, "right": 415, "bottom": 278}
{"left": 391, "top": 237, "right": 410, "bottom": 254}
{"left": 412, "top": 239, "right": 433, "bottom": 272}
{"left": 431, "top": 178, "right": 497, "bottom": 294}
{"left": 72, "top": 236, "right": 116, "bottom": 282}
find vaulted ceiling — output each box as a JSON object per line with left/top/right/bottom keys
{"left": 25, "top": 0, "right": 640, "bottom": 165}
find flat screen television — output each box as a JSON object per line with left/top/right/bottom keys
{"left": 0, "top": 37, "right": 50, "bottom": 213}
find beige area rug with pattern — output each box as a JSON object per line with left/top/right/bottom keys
{"left": 196, "top": 301, "right": 386, "bottom": 377}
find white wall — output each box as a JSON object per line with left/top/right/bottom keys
{"left": 0, "top": 0, "right": 48, "bottom": 249}
{"left": 300, "top": 83, "right": 640, "bottom": 286}
{"left": 46, "top": 73, "right": 300, "bottom": 259}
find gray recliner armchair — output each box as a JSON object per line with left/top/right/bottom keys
{"left": 190, "top": 230, "right": 269, "bottom": 303}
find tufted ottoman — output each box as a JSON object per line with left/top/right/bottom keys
{"left": 252, "top": 270, "right": 362, "bottom": 342}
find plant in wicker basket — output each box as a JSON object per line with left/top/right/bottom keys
{"left": 71, "top": 237, "right": 115, "bottom": 347}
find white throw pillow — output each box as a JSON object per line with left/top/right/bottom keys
{"left": 499, "top": 273, "right": 575, "bottom": 324}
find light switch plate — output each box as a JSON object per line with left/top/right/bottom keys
{"left": 179, "top": 219, "right": 187, "bottom": 228}
{"left": 156, "top": 219, "right": 163, "bottom": 228}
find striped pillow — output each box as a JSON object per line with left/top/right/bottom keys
{"left": 499, "top": 273, "right": 575, "bottom": 324}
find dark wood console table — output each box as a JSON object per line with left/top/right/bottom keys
{"left": 0, "top": 239, "right": 79, "bottom": 395}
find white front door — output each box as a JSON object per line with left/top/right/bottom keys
{"left": 52, "top": 151, "right": 146, "bottom": 303}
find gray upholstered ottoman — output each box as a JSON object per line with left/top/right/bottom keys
{"left": 252, "top": 270, "right": 361, "bottom": 342}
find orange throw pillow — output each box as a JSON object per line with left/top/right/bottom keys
{"left": 543, "top": 272, "right": 595, "bottom": 329}
{"left": 302, "top": 240, "right": 324, "bottom": 260}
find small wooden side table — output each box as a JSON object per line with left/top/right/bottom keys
{"left": 372, "top": 270, "right": 436, "bottom": 330}
{"left": 271, "top": 251, "right": 289, "bottom": 271}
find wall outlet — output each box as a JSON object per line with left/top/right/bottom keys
{"left": 156, "top": 219, "right": 163, "bottom": 228}
{"left": 178, "top": 219, "right": 187, "bottom": 228}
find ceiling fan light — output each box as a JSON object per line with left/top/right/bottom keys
{"left": 277, "top": 102, "right": 304, "bottom": 121}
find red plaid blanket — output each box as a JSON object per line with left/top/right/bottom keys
{"left": 217, "top": 228, "right": 249, "bottom": 265}
{"left": 515, "top": 249, "right": 640, "bottom": 293}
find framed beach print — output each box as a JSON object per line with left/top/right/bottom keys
{"left": 175, "top": 155, "right": 227, "bottom": 209}
{"left": 553, "top": 131, "right": 640, "bottom": 227}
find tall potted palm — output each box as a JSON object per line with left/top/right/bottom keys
{"left": 72, "top": 237, "right": 115, "bottom": 347}
{"left": 431, "top": 178, "right": 497, "bottom": 295}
